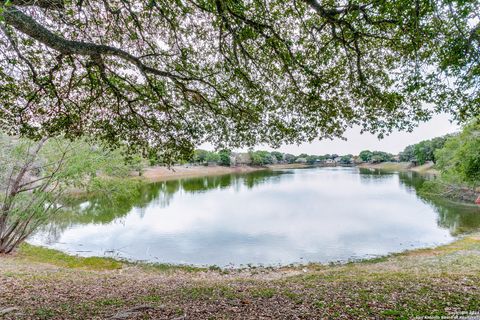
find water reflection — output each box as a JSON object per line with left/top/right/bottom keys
{"left": 31, "top": 167, "right": 480, "bottom": 266}
{"left": 40, "top": 170, "right": 284, "bottom": 242}
{"left": 359, "top": 168, "right": 480, "bottom": 234}
{"left": 397, "top": 171, "right": 480, "bottom": 235}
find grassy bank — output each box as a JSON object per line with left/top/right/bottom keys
{"left": 142, "top": 162, "right": 431, "bottom": 184}
{"left": 1, "top": 235, "right": 480, "bottom": 319}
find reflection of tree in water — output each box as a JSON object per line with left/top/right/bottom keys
{"left": 357, "top": 168, "right": 396, "bottom": 183}
{"left": 375, "top": 170, "right": 480, "bottom": 235}
{"left": 432, "top": 202, "right": 480, "bottom": 235}
{"left": 38, "top": 170, "right": 283, "bottom": 241}
{"left": 397, "top": 171, "right": 480, "bottom": 235}
{"left": 358, "top": 168, "right": 480, "bottom": 234}
{"left": 179, "top": 170, "right": 284, "bottom": 192}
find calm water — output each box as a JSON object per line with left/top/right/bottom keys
{"left": 30, "top": 167, "right": 480, "bottom": 267}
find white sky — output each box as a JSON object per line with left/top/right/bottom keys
{"left": 276, "top": 113, "right": 459, "bottom": 155}
{"left": 200, "top": 113, "right": 459, "bottom": 156}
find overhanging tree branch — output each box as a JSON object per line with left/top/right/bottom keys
{"left": 2, "top": 6, "right": 191, "bottom": 81}
{"left": 0, "top": 0, "right": 478, "bottom": 164}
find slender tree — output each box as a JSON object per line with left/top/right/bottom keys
{"left": 0, "top": 134, "right": 140, "bottom": 253}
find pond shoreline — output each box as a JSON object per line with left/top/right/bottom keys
{"left": 142, "top": 163, "right": 311, "bottom": 182}
{"left": 22, "top": 234, "right": 462, "bottom": 272}
{"left": 142, "top": 162, "right": 439, "bottom": 183}
{"left": 2, "top": 234, "right": 480, "bottom": 319}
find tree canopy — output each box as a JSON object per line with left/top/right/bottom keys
{"left": 359, "top": 150, "right": 393, "bottom": 163}
{"left": 435, "top": 119, "right": 480, "bottom": 186}
{"left": 399, "top": 136, "right": 449, "bottom": 164}
{"left": 1, "top": 0, "right": 479, "bottom": 162}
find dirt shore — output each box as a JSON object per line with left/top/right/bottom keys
{"left": 142, "top": 164, "right": 311, "bottom": 182}
{"left": 142, "top": 165, "right": 262, "bottom": 182}
{"left": 1, "top": 235, "right": 480, "bottom": 319}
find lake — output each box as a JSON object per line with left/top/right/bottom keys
{"left": 30, "top": 167, "right": 480, "bottom": 267}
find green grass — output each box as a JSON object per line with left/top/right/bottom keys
{"left": 94, "top": 298, "right": 124, "bottom": 307}
{"left": 138, "top": 261, "right": 207, "bottom": 273}
{"left": 283, "top": 289, "right": 304, "bottom": 304}
{"left": 140, "top": 294, "right": 163, "bottom": 303}
{"left": 34, "top": 307, "right": 56, "bottom": 319}
{"left": 250, "top": 287, "right": 276, "bottom": 298}
{"left": 347, "top": 254, "right": 391, "bottom": 265}
{"left": 19, "top": 243, "right": 123, "bottom": 270}
{"left": 18, "top": 243, "right": 211, "bottom": 273}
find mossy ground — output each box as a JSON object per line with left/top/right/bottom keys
{"left": 1, "top": 235, "right": 480, "bottom": 319}
{"left": 17, "top": 244, "right": 123, "bottom": 270}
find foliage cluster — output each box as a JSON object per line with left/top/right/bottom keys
{"left": 434, "top": 120, "right": 480, "bottom": 187}
{"left": 358, "top": 150, "right": 395, "bottom": 163}
{"left": 249, "top": 150, "right": 276, "bottom": 166}
{"left": 1, "top": 0, "right": 479, "bottom": 163}
{"left": 186, "top": 150, "right": 356, "bottom": 166}
{"left": 0, "top": 134, "right": 143, "bottom": 253}
{"left": 399, "top": 136, "right": 449, "bottom": 165}
{"left": 191, "top": 149, "right": 231, "bottom": 166}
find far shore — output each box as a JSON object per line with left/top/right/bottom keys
{"left": 142, "top": 163, "right": 311, "bottom": 182}
{"left": 142, "top": 162, "right": 438, "bottom": 182}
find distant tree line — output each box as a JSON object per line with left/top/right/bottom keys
{"left": 177, "top": 150, "right": 358, "bottom": 167}
{"left": 192, "top": 149, "right": 232, "bottom": 166}
{"left": 147, "top": 130, "right": 472, "bottom": 172}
